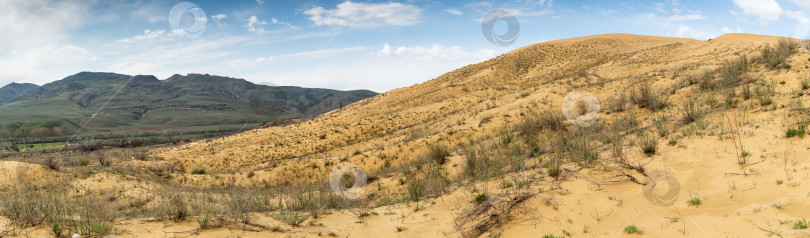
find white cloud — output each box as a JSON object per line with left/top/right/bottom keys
{"left": 602, "top": 9, "right": 617, "bottom": 15}
{"left": 129, "top": 3, "right": 166, "bottom": 23}
{"left": 101, "top": 36, "right": 253, "bottom": 79}
{"left": 256, "top": 0, "right": 265, "bottom": 5}
{"left": 785, "top": 10, "right": 809, "bottom": 23}
{"left": 722, "top": 26, "right": 744, "bottom": 33}
{"left": 211, "top": 14, "right": 228, "bottom": 21}
{"left": 668, "top": 14, "right": 707, "bottom": 21}
{"left": 465, "top": 1, "right": 492, "bottom": 8}
{"left": 446, "top": 9, "right": 463, "bottom": 15}
{"left": 373, "top": 43, "right": 496, "bottom": 61}
{"left": 0, "top": 0, "right": 93, "bottom": 85}
{"left": 245, "top": 16, "right": 268, "bottom": 34}
{"left": 732, "top": 0, "right": 782, "bottom": 21}
{"left": 475, "top": 8, "right": 553, "bottom": 22}
{"left": 656, "top": 3, "right": 667, "bottom": 13}
{"left": 792, "top": 0, "right": 810, "bottom": 10}
{"left": 674, "top": 24, "right": 717, "bottom": 40}
{"left": 0, "top": 0, "right": 87, "bottom": 53}
{"left": 303, "top": 1, "right": 422, "bottom": 28}
{"left": 245, "top": 44, "right": 505, "bottom": 92}
{"left": 0, "top": 45, "right": 96, "bottom": 85}
{"left": 116, "top": 29, "right": 166, "bottom": 43}
{"left": 229, "top": 57, "right": 274, "bottom": 69}
{"left": 244, "top": 16, "right": 295, "bottom": 34}
{"left": 229, "top": 47, "right": 367, "bottom": 69}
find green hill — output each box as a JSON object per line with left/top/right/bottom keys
{"left": 0, "top": 72, "right": 376, "bottom": 138}
{"left": 0, "top": 82, "right": 39, "bottom": 104}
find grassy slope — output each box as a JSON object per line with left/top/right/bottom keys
{"left": 0, "top": 72, "right": 376, "bottom": 138}
{"left": 0, "top": 83, "right": 39, "bottom": 104}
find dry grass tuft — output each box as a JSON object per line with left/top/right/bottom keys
{"left": 454, "top": 189, "right": 535, "bottom": 238}
{"left": 631, "top": 83, "right": 668, "bottom": 111}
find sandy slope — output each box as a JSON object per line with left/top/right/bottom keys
{"left": 154, "top": 34, "right": 755, "bottom": 181}
{"left": 4, "top": 33, "right": 810, "bottom": 237}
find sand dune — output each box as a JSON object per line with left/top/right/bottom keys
{"left": 3, "top": 33, "right": 810, "bottom": 237}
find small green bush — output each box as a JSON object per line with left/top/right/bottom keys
{"left": 191, "top": 167, "right": 206, "bottom": 175}
{"left": 786, "top": 125, "right": 807, "bottom": 138}
{"left": 794, "top": 218, "right": 808, "bottom": 229}
{"left": 687, "top": 198, "right": 702, "bottom": 207}
{"left": 474, "top": 193, "right": 489, "bottom": 204}
{"left": 79, "top": 157, "right": 90, "bottom": 166}
{"left": 624, "top": 225, "right": 642, "bottom": 234}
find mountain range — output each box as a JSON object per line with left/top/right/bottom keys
{"left": 0, "top": 72, "right": 376, "bottom": 138}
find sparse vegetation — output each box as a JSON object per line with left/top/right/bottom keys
{"left": 609, "top": 94, "right": 628, "bottom": 112}
{"left": 687, "top": 198, "right": 702, "bottom": 207}
{"left": 688, "top": 70, "right": 715, "bottom": 90}
{"left": 426, "top": 144, "right": 450, "bottom": 165}
{"left": 624, "top": 225, "right": 642, "bottom": 234}
{"left": 802, "top": 77, "right": 810, "bottom": 90}
{"left": 271, "top": 212, "right": 309, "bottom": 226}
{"left": 474, "top": 193, "right": 489, "bottom": 204}
{"left": 757, "top": 38, "right": 797, "bottom": 70}
{"left": 191, "top": 167, "right": 206, "bottom": 175}
{"left": 720, "top": 55, "right": 750, "bottom": 86}
{"left": 639, "top": 135, "right": 658, "bottom": 156}
{"left": 2, "top": 31, "right": 808, "bottom": 238}
{"left": 631, "top": 83, "right": 668, "bottom": 111}
{"left": 786, "top": 126, "right": 807, "bottom": 138}
{"left": 653, "top": 113, "right": 669, "bottom": 137}
{"left": 681, "top": 99, "right": 704, "bottom": 124}
{"left": 79, "top": 157, "right": 90, "bottom": 166}
{"left": 794, "top": 218, "right": 809, "bottom": 229}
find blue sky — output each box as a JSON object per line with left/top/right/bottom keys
{"left": 1, "top": 0, "right": 810, "bottom": 92}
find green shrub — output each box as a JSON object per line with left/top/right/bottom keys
{"left": 624, "top": 225, "right": 642, "bottom": 234}
{"left": 794, "top": 218, "right": 809, "bottom": 229}
{"left": 639, "top": 135, "right": 658, "bottom": 156}
{"left": 474, "top": 193, "right": 489, "bottom": 204}
{"left": 79, "top": 157, "right": 90, "bottom": 166}
{"left": 191, "top": 167, "right": 206, "bottom": 175}
{"left": 407, "top": 179, "right": 427, "bottom": 202}
{"left": 271, "top": 212, "right": 309, "bottom": 226}
{"left": 786, "top": 125, "right": 807, "bottom": 138}
{"left": 687, "top": 198, "right": 701, "bottom": 207}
